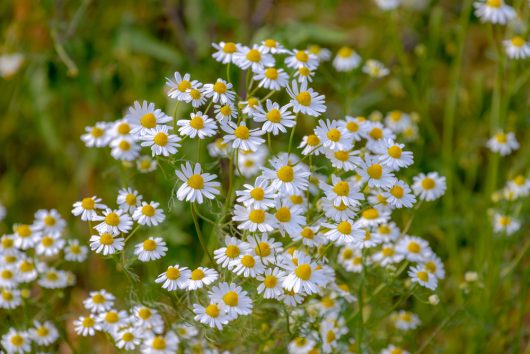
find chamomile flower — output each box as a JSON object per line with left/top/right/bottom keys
{"left": 232, "top": 205, "right": 275, "bottom": 233}
{"left": 214, "top": 236, "right": 250, "bottom": 269}
{"left": 281, "top": 288, "right": 305, "bottom": 305}
{"left": 183, "top": 267, "right": 218, "bottom": 291}
{"left": 209, "top": 282, "right": 253, "bottom": 319}
{"left": 374, "top": 139, "right": 414, "bottom": 171}
{"left": 230, "top": 253, "right": 265, "bottom": 278}
{"left": 493, "top": 213, "right": 520, "bottom": 235}
{"left": 114, "top": 327, "right": 142, "bottom": 351}
{"left": 260, "top": 38, "right": 288, "bottom": 54}
{"left": 364, "top": 122, "right": 396, "bottom": 148}
{"left": 363, "top": 59, "right": 390, "bottom": 78}
{"left": 393, "top": 310, "right": 421, "bottom": 331}
{"left": 211, "top": 41, "right": 239, "bottom": 64}
{"left": 273, "top": 203, "right": 305, "bottom": 238}
{"left": 253, "top": 100, "right": 296, "bottom": 135}
{"left": 0, "top": 288, "right": 22, "bottom": 309}
{"left": 166, "top": 72, "right": 200, "bottom": 101}
{"left": 185, "top": 86, "right": 207, "bottom": 107}
{"left": 321, "top": 175, "right": 364, "bottom": 208}
{"left": 221, "top": 121, "right": 265, "bottom": 152}
{"left": 233, "top": 44, "right": 274, "bottom": 71}
{"left": 381, "top": 345, "right": 410, "bottom": 354}
{"left": 294, "top": 66, "right": 315, "bottom": 85}
{"left": 504, "top": 36, "right": 530, "bottom": 59}
{"left": 384, "top": 111, "right": 411, "bottom": 133}
{"left": 0, "top": 267, "right": 18, "bottom": 289}
{"left": 326, "top": 149, "right": 362, "bottom": 171}
{"left": 408, "top": 264, "right": 438, "bottom": 290}
{"left": 412, "top": 172, "right": 446, "bottom": 201}
{"left": 89, "top": 232, "right": 125, "bottom": 255}
{"left": 487, "top": 131, "right": 519, "bottom": 156}
{"left": 292, "top": 226, "right": 327, "bottom": 248}
{"left": 299, "top": 134, "right": 323, "bottom": 156}
{"left": 321, "top": 198, "right": 358, "bottom": 222}
{"left": 382, "top": 180, "right": 416, "bottom": 209}
{"left": 176, "top": 112, "right": 217, "bottom": 140}
{"left": 64, "top": 240, "right": 88, "bottom": 262}
{"left": 240, "top": 97, "right": 262, "bottom": 117}
{"left": 16, "top": 258, "right": 38, "bottom": 282}
{"left": 354, "top": 228, "right": 383, "bottom": 249}
{"left": 135, "top": 237, "right": 167, "bottom": 262}
{"left": 372, "top": 243, "right": 404, "bottom": 266}
{"left": 396, "top": 236, "right": 432, "bottom": 262}
{"left": 214, "top": 103, "right": 238, "bottom": 123}
{"left": 507, "top": 175, "right": 530, "bottom": 197}
{"left": 261, "top": 154, "right": 311, "bottom": 195}
{"left": 133, "top": 306, "right": 164, "bottom": 333}
{"left": 97, "top": 310, "right": 128, "bottom": 332}
{"left": 286, "top": 80, "right": 326, "bottom": 117}
{"left": 95, "top": 209, "right": 133, "bottom": 235}
{"left": 236, "top": 180, "right": 277, "bottom": 209}
{"left": 132, "top": 201, "right": 166, "bottom": 226}
{"left": 333, "top": 46, "right": 361, "bottom": 71}
{"left": 110, "top": 137, "right": 140, "bottom": 161}
{"left": 254, "top": 67, "right": 289, "bottom": 90}
{"left": 142, "top": 332, "right": 179, "bottom": 354}
{"left": 315, "top": 119, "right": 353, "bottom": 152}
{"left": 137, "top": 155, "right": 157, "bottom": 173}
{"left": 155, "top": 264, "right": 191, "bottom": 291}
{"left": 283, "top": 254, "right": 327, "bottom": 294}
{"left": 72, "top": 196, "right": 107, "bottom": 221}
{"left": 473, "top": 0, "right": 515, "bottom": 25}
{"left": 12, "top": 224, "right": 40, "bottom": 250}
{"left": 175, "top": 162, "right": 221, "bottom": 204}
{"left": 257, "top": 268, "right": 286, "bottom": 299}
{"left": 308, "top": 44, "right": 332, "bottom": 61}
{"left": 374, "top": 0, "right": 401, "bottom": 10}
{"left": 249, "top": 234, "right": 284, "bottom": 265}
{"left": 375, "top": 222, "right": 400, "bottom": 242}
{"left": 193, "top": 302, "right": 230, "bottom": 329}
{"left": 38, "top": 268, "right": 70, "bottom": 289}
{"left": 117, "top": 188, "right": 142, "bottom": 213}
{"left": 84, "top": 289, "right": 115, "bottom": 313}
{"left": 140, "top": 126, "right": 181, "bottom": 156}
{"left": 81, "top": 122, "right": 111, "bottom": 148}
{"left": 323, "top": 220, "right": 364, "bottom": 245}
{"left": 423, "top": 254, "right": 446, "bottom": 280}
{"left": 1, "top": 329, "right": 31, "bottom": 353}
{"left": 109, "top": 119, "right": 133, "bottom": 138}
{"left": 203, "top": 79, "right": 235, "bottom": 104}
{"left": 285, "top": 49, "right": 319, "bottom": 70}
{"left": 208, "top": 138, "right": 231, "bottom": 158}
{"left": 126, "top": 101, "right": 172, "bottom": 136}
{"left": 358, "top": 155, "right": 395, "bottom": 188}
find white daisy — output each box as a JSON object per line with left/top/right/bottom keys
{"left": 486, "top": 131, "right": 519, "bottom": 156}
{"left": 257, "top": 267, "right": 286, "bottom": 299}
{"left": 221, "top": 121, "right": 265, "bottom": 152}
{"left": 493, "top": 213, "right": 520, "bottom": 235}
{"left": 183, "top": 267, "right": 218, "bottom": 290}
{"left": 259, "top": 38, "right": 288, "bottom": 54}
{"left": 232, "top": 205, "right": 276, "bottom": 233}
{"left": 249, "top": 234, "right": 284, "bottom": 265}
{"left": 285, "top": 49, "right": 319, "bottom": 70}
{"left": 140, "top": 126, "right": 181, "bottom": 156}
{"left": 132, "top": 201, "right": 166, "bottom": 226}
{"left": 192, "top": 302, "right": 230, "bottom": 330}
{"left": 89, "top": 232, "right": 125, "bottom": 255}
{"left": 72, "top": 196, "right": 107, "bottom": 221}
{"left": 282, "top": 254, "right": 327, "bottom": 294}
{"left": 357, "top": 155, "right": 395, "bottom": 188}
{"left": 473, "top": 0, "right": 515, "bottom": 25}
{"left": 117, "top": 187, "right": 142, "bottom": 213}
{"left": 412, "top": 172, "right": 446, "bottom": 201}
{"left": 155, "top": 264, "right": 191, "bottom": 291}
{"left": 374, "top": 138, "right": 414, "bottom": 171}
{"left": 372, "top": 243, "right": 404, "bottom": 266}
{"left": 261, "top": 154, "right": 311, "bottom": 195}
{"left": 299, "top": 134, "right": 323, "bottom": 156}
{"left": 81, "top": 122, "right": 112, "bottom": 147}
{"left": 504, "top": 36, "right": 530, "bottom": 59}
{"left": 175, "top": 162, "right": 221, "bottom": 204}
{"left": 141, "top": 332, "right": 179, "bottom": 354}
{"left": 230, "top": 253, "right": 265, "bottom": 278}
{"left": 253, "top": 67, "right": 289, "bottom": 90}
{"left": 253, "top": 100, "right": 296, "bottom": 135}
{"left": 286, "top": 80, "right": 326, "bottom": 117}
{"left": 1, "top": 329, "right": 31, "bottom": 353}
{"left": 211, "top": 41, "right": 239, "bottom": 64}
{"left": 325, "top": 149, "right": 361, "bottom": 171}
{"left": 396, "top": 236, "right": 432, "bottom": 262}
{"left": 94, "top": 208, "right": 133, "bottom": 235}
{"left": 0, "top": 288, "right": 22, "bottom": 309}
{"left": 114, "top": 327, "right": 142, "bottom": 351}
{"left": 125, "top": 100, "right": 172, "bottom": 136}
{"left": 273, "top": 203, "right": 305, "bottom": 238}
{"left": 236, "top": 180, "right": 277, "bottom": 209}
{"left": 214, "top": 103, "right": 238, "bottom": 124}
{"left": 362, "top": 59, "right": 390, "bottom": 78}
{"left": 408, "top": 264, "right": 438, "bottom": 290}
{"left": 12, "top": 224, "right": 40, "bottom": 250}
{"left": 214, "top": 236, "right": 250, "bottom": 269}
{"left": 64, "top": 240, "right": 88, "bottom": 262}
{"left": 321, "top": 175, "right": 364, "bottom": 208}
{"left": 110, "top": 137, "right": 140, "bottom": 161}
{"left": 177, "top": 112, "right": 217, "bottom": 139}
{"left": 314, "top": 119, "right": 353, "bottom": 152}
{"left": 203, "top": 79, "right": 235, "bottom": 104}
{"left": 233, "top": 44, "right": 274, "bottom": 72}
{"left": 382, "top": 180, "right": 416, "bottom": 209}
{"left": 332, "top": 46, "right": 361, "bottom": 71}
{"left": 184, "top": 86, "right": 207, "bottom": 107}
{"left": 323, "top": 220, "right": 364, "bottom": 245}
{"left": 134, "top": 237, "right": 168, "bottom": 262}
{"left": 35, "top": 232, "right": 64, "bottom": 256}
{"left": 209, "top": 282, "right": 253, "bottom": 319}
{"left": 166, "top": 72, "right": 200, "bottom": 101}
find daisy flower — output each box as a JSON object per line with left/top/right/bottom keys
{"left": 132, "top": 306, "right": 164, "bottom": 333}
{"left": 141, "top": 332, "right": 179, "bottom": 354}
{"left": 393, "top": 310, "right": 421, "bottom": 331}
{"left": 273, "top": 203, "right": 305, "bottom": 238}
{"left": 94, "top": 208, "right": 133, "bottom": 235}
{"left": 325, "top": 149, "right": 362, "bottom": 171}
{"left": 232, "top": 205, "right": 276, "bottom": 233}
{"left": 299, "top": 134, "right": 323, "bottom": 155}
{"left": 155, "top": 264, "right": 191, "bottom": 291}
{"left": 117, "top": 187, "right": 142, "bottom": 213}
{"left": 323, "top": 220, "right": 364, "bottom": 245}
{"left": 0, "top": 288, "right": 22, "bottom": 309}
{"left": 64, "top": 239, "right": 88, "bottom": 262}
{"left": 184, "top": 86, "right": 207, "bottom": 107}
{"left": 0, "top": 267, "right": 18, "bottom": 289}
{"left": 473, "top": 0, "right": 515, "bottom": 25}
{"left": 38, "top": 268, "right": 70, "bottom": 289}
{"left": 209, "top": 282, "right": 253, "bottom": 319}
{"left": 12, "top": 224, "right": 40, "bottom": 250}
{"left": 257, "top": 268, "right": 286, "bottom": 299}
{"left": 381, "top": 345, "right": 410, "bottom": 354}
{"left": 166, "top": 72, "right": 200, "bottom": 101}
{"left": 408, "top": 264, "right": 438, "bottom": 290}
{"left": 1, "top": 329, "right": 31, "bottom": 353}
{"left": 423, "top": 254, "right": 446, "bottom": 280}
{"left": 214, "top": 236, "right": 250, "bottom": 269}
{"left": 354, "top": 228, "right": 383, "bottom": 249}
{"left": 504, "top": 36, "right": 530, "bottom": 59}
{"left": 89, "top": 232, "right": 125, "bottom": 255}
{"left": 286, "top": 80, "right": 326, "bottom": 117}
{"left": 315, "top": 119, "right": 353, "bottom": 152}
{"left": 384, "top": 111, "right": 411, "bottom": 133}
{"left": 132, "top": 201, "right": 166, "bottom": 226}
{"left": 332, "top": 46, "right": 361, "bottom": 71}
{"left": 137, "top": 155, "right": 157, "bottom": 173}
{"left": 357, "top": 155, "right": 395, "bottom": 188}
{"left": 208, "top": 138, "right": 231, "bottom": 158}
{"left": 321, "top": 175, "right": 364, "bottom": 208}
{"left": 294, "top": 66, "right": 315, "bottom": 84}
{"left": 110, "top": 137, "right": 140, "bottom": 161}
{"left": 175, "top": 162, "right": 221, "bottom": 204}
{"left": 396, "top": 236, "right": 432, "bottom": 262}
{"left": 134, "top": 237, "right": 168, "bottom": 262}
{"left": 260, "top": 38, "right": 288, "bottom": 54}
{"left": 177, "top": 112, "right": 217, "bottom": 139}
{"left": 363, "top": 121, "right": 396, "bottom": 148}
{"left": 230, "top": 253, "right": 265, "bottom": 278}
{"left": 321, "top": 198, "right": 358, "bottom": 222}
{"left": 383, "top": 180, "right": 416, "bottom": 209}
{"left": 72, "top": 196, "right": 107, "bottom": 221}
{"left": 362, "top": 59, "right": 390, "bottom": 78}
{"left": 283, "top": 254, "right": 327, "bottom": 294}
{"left": 281, "top": 288, "right": 305, "bottom": 305}
{"left": 83, "top": 289, "right": 115, "bottom": 313}
{"left": 253, "top": 67, "right": 289, "bottom": 90}
{"left": 374, "top": 138, "right": 414, "bottom": 171}
{"left": 211, "top": 41, "right": 239, "bottom": 64}
{"left": 203, "top": 79, "right": 235, "bottom": 104}
{"left": 412, "top": 172, "right": 446, "bottom": 201}
{"left": 493, "top": 213, "right": 520, "bottom": 235}
{"left": 285, "top": 49, "right": 319, "bottom": 70}
{"left": 214, "top": 103, "right": 238, "bottom": 123}
{"left": 236, "top": 180, "right": 277, "bottom": 209}
{"left": 261, "top": 154, "right": 311, "bottom": 195}
{"left": 308, "top": 44, "right": 332, "bottom": 61}
{"left": 114, "top": 327, "right": 142, "bottom": 351}
{"left": 233, "top": 44, "right": 274, "bottom": 71}
{"left": 240, "top": 97, "right": 262, "bottom": 117}
{"left": 183, "top": 267, "right": 218, "bottom": 291}
{"left": 97, "top": 310, "right": 128, "bottom": 332}
{"left": 140, "top": 126, "right": 181, "bottom": 156}
{"left": 193, "top": 302, "right": 230, "bottom": 330}
{"left": 507, "top": 175, "right": 530, "bottom": 198}
{"left": 372, "top": 243, "right": 404, "bottom": 266}
{"left": 81, "top": 122, "right": 111, "bottom": 147}
{"left": 16, "top": 258, "right": 38, "bottom": 282}
{"left": 340, "top": 116, "right": 367, "bottom": 141}
{"left": 253, "top": 100, "right": 296, "bottom": 135}
{"left": 221, "top": 121, "right": 265, "bottom": 152}
{"left": 374, "top": 0, "right": 401, "bottom": 10}
{"left": 109, "top": 119, "right": 133, "bottom": 138}
{"left": 292, "top": 225, "right": 327, "bottom": 248}
{"left": 249, "top": 234, "right": 284, "bottom": 265}
{"left": 486, "top": 131, "right": 519, "bottom": 156}
{"left": 35, "top": 232, "right": 64, "bottom": 256}
{"left": 126, "top": 100, "right": 172, "bottom": 136}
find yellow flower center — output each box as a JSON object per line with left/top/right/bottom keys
{"left": 277, "top": 166, "right": 294, "bottom": 182}
{"left": 1, "top": 269, "right": 13, "bottom": 279}
{"left": 154, "top": 132, "right": 168, "bottom": 146}
{"left": 495, "top": 133, "right": 507, "bottom": 143}
{"left": 417, "top": 271, "right": 429, "bottom": 282}
{"left": 91, "top": 127, "right": 103, "bottom": 138}
{"left": 327, "top": 128, "right": 341, "bottom": 142}
{"left": 255, "top": 242, "right": 271, "bottom": 257}
{"left": 295, "top": 50, "right": 309, "bottom": 62}
{"left": 390, "top": 185, "right": 404, "bottom": 198}
{"left": 189, "top": 88, "right": 201, "bottom": 100}
{"left": 15, "top": 225, "right": 32, "bottom": 237}
{"left": 511, "top": 36, "right": 525, "bottom": 47}
{"left": 326, "top": 330, "right": 336, "bottom": 343}
{"left": 275, "top": 207, "right": 291, "bottom": 222}
{"left": 225, "top": 245, "right": 240, "bottom": 258}
{"left": 295, "top": 264, "right": 312, "bottom": 280}
{"left": 1, "top": 290, "right": 12, "bottom": 301}
{"left": 143, "top": 239, "right": 157, "bottom": 251}
{"left": 301, "top": 227, "right": 314, "bottom": 239}
{"left": 191, "top": 269, "right": 205, "bottom": 280}
{"left": 250, "top": 187, "right": 265, "bottom": 200}
{"left": 391, "top": 348, "right": 404, "bottom": 354}
{"left": 499, "top": 215, "right": 511, "bottom": 226}
{"left": 264, "top": 68, "right": 278, "bottom": 80}
{"left": 119, "top": 140, "right": 131, "bottom": 151}
{"left": 138, "top": 308, "right": 151, "bottom": 319}
{"left": 513, "top": 175, "right": 525, "bottom": 185}
{"left": 46, "top": 272, "right": 58, "bottom": 281}
{"left": 122, "top": 332, "right": 134, "bottom": 342}
{"left": 290, "top": 195, "right": 303, "bottom": 204}
{"left": 333, "top": 181, "right": 350, "bottom": 196}
{"left": 299, "top": 67, "right": 310, "bottom": 76}
{"left": 92, "top": 294, "right": 105, "bottom": 304}
{"left": 382, "top": 247, "right": 395, "bottom": 257}
{"left": 264, "top": 275, "right": 278, "bottom": 288}
{"left": 104, "top": 212, "right": 120, "bottom": 226}
{"left": 213, "top": 81, "right": 227, "bottom": 94}
{"left": 166, "top": 267, "right": 180, "bottom": 280}
{"left": 246, "top": 49, "right": 261, "bottom": 62}
{"left": 337, "top": 221, "right": 352, "bottom": 234}
{"left": 82, "top": 318, "right": 95, "bottom": 328}
{"left": 177, "top": 80, "right": 191, "bottom": 92}
{"left": 388, "top": 145, "right": 402, "bottom": 158}
{"left": 241, "top": 255, "right": 256, "bottom": 268}
{"left": 1, "top": 237, "right": 13, "bottom": 248}
{"left": 362, "top": 208, "right": 379, "bottom": 219}
{"left": 407, "top": 242, "right": 421, "bottom": 253}
{"left": 152, "top": 337, "right": 166, "bottom": 350}
{"left": 10, "top": 335, "right": 24, "bottom": 346}
{"left": 190, "top": 116, "right": 205, "bottom": 129}
{"left": 306, "top": 134, "right": 320, "bottom": 146}
{"left": 249, "top": 209, "right": 266, "bottom": 223}
{"left": 309, "top": 44, "right": 321, "bottom": 54}
{"left": 234, "top": 126, "right": 250, "bottom": 140}
{"left": 70, "top": 245, "right": 81, "bottom": 254}
{"left": 346, "top": 121, "right": 359, "bottom": 132}
{"left": 369, "top": 127, "right": 383, "bottom": 140}
{"left": 389, "top": 111, "right": 402, "bottom": 122}
{"left": 140, "top": 205, "right": 155, "bottom": 217}
{"left": 223, "top": 42, "right": 237, "bottom": 53}
{"left": 296, "top": 91, "right": 312, "bottom": 106}
{"left": 342, "top": 248, "right": 353, "bottom": 259}
{"left": 125, "top": 194, "right": 136, "bottom": 206}
{"left": 140, "top": 113, "right": 157, "bottom": 129}
{"left": 425, "top": 261, "right": 437, "bottom": 273}
{"left": 223, "top": 291, "right": 239, "bottom": 306}
{"left": 334, "top": 150, "right": 349, "bottom": 161}
{"left": 99, "top": 233, "right": 114, "bottom": 245}
{"left": 247, "top": 97, "right": 259, "bottom": 107}
{"left": 187, "top": 174, "right": 204, "bottom": 189}
{"left": 487, "top": 0, "right": 502, "bottom": 7}
{"left": 338, "top": 46, "right": 353, "bottom": 58}
{"left": 220, "top": 105, "right": 232, "bottom": 116}
{"left": 117, "top": 123, "right": 130, "bottom": 135}
{"left": 205, "top": 304, "right": 220, "bottom": 317}
{"left": 264, "top": 39, "right": 277, "bottom": 48}
{"left": 105, "top": 311, "right": 119, "bottom": 323}
{"left": 19, "top": 261, "right": 34, "bottom": 272}
{"left": 266, "top": 109, "right": 281, "bottom": 123}
{"left": 421, "top": 178, "right": 436, "bottom": 190}
{"left": 367, "top": 164, "right": 383, "bottom": 179}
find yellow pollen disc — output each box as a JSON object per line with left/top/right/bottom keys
{"left": 249, "top": 209, "right": 265, "bottom": 223}
{"left": 487, "top": 0, "right": 502, "bottom": 7}
{"left": 152, "top": 337, "right": 166, "bottom": 350}
{"left": 264, "top": 39, "right": 277, "bottom": 47}
{"left": 122, "top": 332, "right": 134, "bottom": 342}
{"left": 143, "top": 239, "right": 157, "bottom": 251}
{"left": 511, "top": 36, "right": 525, "bottom": 47}
{"left": 105, "top": 311, "right": 119, "bottom": 323}
{"left": 250, "top": 187, "right": 265, "bottom": 200}
{"left": 247, "top": 97, "right": 259, "bottom": 107}
{"left": 389, "top": 111, "right": 402, "bottom": 122}
{"left": 187, "top": 174, "right": 204, "bottom": 189}
{"left": 309, "top": 44, "right": 321, "bottom": 54}
{"left": 338, "top": 46, "right": 353, "bottom": 58}
{"left": 82, "top": 317, "right": 94, "bottom": 327}
{"left": 277, "top": 165, "right": 294, "bottom": 182}
{"left": 421, "top": 178, "right": 436, "bottom": 190}
{"left": 117, "top": 123, "right": 130, "bottom": 135}
{"left": 191, "top": 269, "right": 205, "bottom": 280}
{"left": 138, "top": 308, "right": 151, "bottom": 319}
{"left": 334, "top": 150, "right": 349, "bottom": 161}
{"left": 417, "top": 271, "right": 429, "bottom": 282}
{"left": 2, "top": 237, "right": 13, "bottom": 248}
{"left": 299, "top": 67, "right": 310, "bottom": 76}
{"left": 241, "top": 255, "right": 255, "bottom": 268}
{"left": 215, "top": 138, "right": 227, "bottom": 149}
{"left": 295, "top": 264, "right": 312, "bottom": 280}
{"left": 46, "top": 272, "right": 58, "bottom": 281}
{"left": 225, "top": 245, "right": 240, "bottom": 258}
{"left": 326, "top": 128, "right": 341, "bottom": 142}
{"left": 275, "top": 207, "right": 291, "bottom": 222}
{"left": 382, "top": 247, "right": 395, "bottom": 257}
{"left": 400, "top": 312, "right": 412, "bottom": 322}
{"left": 334, "top": 202, "right": 348, "bottom": 211}
{"left": 326, "top": 330, "right": 336, "bottom": 343}
{"left": 189, "top": 89, "right": 201, "bottom": 100}
{"left": 213, "top": 81, "right": 227, "bottom": 94}
{"left": 495, "top": 133, "right": 507, "bottom": 143}
{"left": 166, "top": 267, "right": 180, "bottom": 280}
{"left": 342, "top": 248, "right": 353, "bottom": 259}
{"left": 177, "top": 80, "right": 191, "bottom": 92}
{"left": 1, "top": 269, "right": 13, "bottom": 279}
{"left": 346, "top": 121, "right": 358, "bottom": 132}
{"left": 223, "top": 291, "right": 239, "bottom": 306}
{"left": 362, "top": 208, "right": 379, "bottom": 219}
{"left": 125, "top": 194, "right": 136, "bottom": 206}
{"left": 141, "top": 205, "right": 155, "bottom": 217}
{"left": 205, "top": 304, "right": 220, "bottom": 318}
{"left": 255, "top": 242, "right": 271, "bottom": 257}
{"left": 388, "top": 145, "right": 402, "bottom": 158}
{"left": 425, "top": 261, "right": 437, "bottom": 273}
{"left": 10, "top": 335, "right": 24, "bottom": 346}
{"left": 153, "top": 132, "right": 168, "bottom": 146}
{"left": 295, "top": 50, "right": 309, "bottom": 62}
{"left": 244, "top": 160, "right": 254, "bottom": 168}
{"left": 190, "top": 116, "right": 204, "bottom": 129}
{"left": 246, "top": 49, "right": 261, "bottom": 62}
{"left": 264, "top": 68, "right": 278, "bottom": 80}
{"left": 19, "top": 261, "right": 34, "bottom": 272}
{"left": 407, "top": 242, "right": 421, "bottom": 253}
{"left": 333, "top": 181, "right": 350, "bottom": 196}
{"left": 379, "top": 225, "right": 390, "bottom": 234}
{"left": 264, "top": 275, "right": 277, "bottom": 288}
{"left": 513, "top": 175, "right": 525, "bottom": 185}
{"left": 105, "top": 213, "right": 120, "bottom": 226}
{"left": 16, "top": 225, "right": 32, "bottom": 237}
{"left": 306, "top": 134, "right": 320, "bottom": 146}
{"left": 338, "top": 283, "right": 350, "bottom": 292}
{"left": 220, "top": 105, "right": 232, "bottom": 116}
{"left": 499, "top": 216, "right": 511, "bottom": 226}
{"left": 223, "top": 42, "right": 237, "bottom": 53}
{"left": 290, "top": 195, "right": 303, "bottom": 204}
{"left": 92, "top": 294, "right": 105, "bottom": 304}
{"left": 391, "top": 348, "right": 404, "bottom": 354}
{"left": 91, "top": 127, "right": 103, "bottom": 138}
{"left": 119, "top": 140, "right": 131, "bottom": 151}
{"left": 364, "top": 230, "right": 372, "bottom": 240}
{"left": 140, "top": 113, "right": 157, "bottom": 129}
{"left": 139, "top": 159, "right": 152, "bottom": 170}
{"left": 266, "top": 109, "right": 281, "bottom": 123}
{"left": 369, "top": 127, "right": 383, "bottom": 139}
{"left": 301, "top": 227, "right": 314, "bottom": 239}
{"left": 367, "top": 164, "right": 383, "bottom": 179}
{"left": 99, "top": 233, "right": 114, "bottom": 246}
{"left": 390, "top": 185, "right": 404, "bottom": 198}
{"left": 337, "top": 221, "right": 352, "bottom": 234}
{"left": 2, "top": 290, "right": 13, "bottom": 301}
{"left": 353, "top": 256, "right": 362, "bottom": 265}
{"left": 234, "top": 126, "right": 250, "bottom": 139}
{"left": 296, "top": 91, "right": 312, "bottom": 106}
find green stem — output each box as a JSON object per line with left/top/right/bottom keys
{"left": 191, "top": 203, "right": 216, "bottom": 268}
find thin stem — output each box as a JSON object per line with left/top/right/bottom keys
{"left": 287, "top": 113, "right": 299, "bottom": 155}
{"left": 191, "top": 203, "right": 216, "bottom": 268}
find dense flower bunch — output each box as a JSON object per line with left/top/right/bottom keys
{"left": 0, "top": 209, "right": 87, "bottom": 353}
